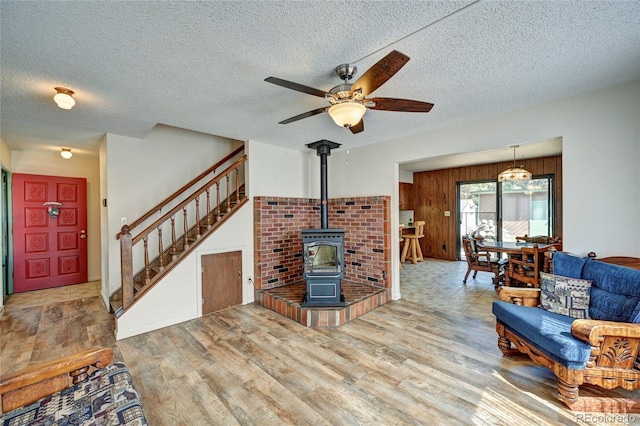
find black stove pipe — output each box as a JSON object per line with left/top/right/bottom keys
{"left": 307, "top": 140, "right": 341, "bottom": 229}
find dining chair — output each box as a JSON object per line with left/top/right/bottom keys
{"left": 505, "top": 244, "right": 547, "bottom": 287}
{"left": 462, "top": 235, "right": 507, "bottom": 286}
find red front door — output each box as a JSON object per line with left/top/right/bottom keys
{"left": 12, "top": 173, "right": 88, "bottom": 292}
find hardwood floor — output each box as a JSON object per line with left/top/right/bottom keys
{"left": 1, "top": 261, "right": 637, "bottom": 425}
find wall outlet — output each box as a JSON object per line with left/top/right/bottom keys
{"left": 444, "top": 211, "right": 451, "bottom": 217}
{"left": 121, "top": 217, "right": 127, "bottom": 225}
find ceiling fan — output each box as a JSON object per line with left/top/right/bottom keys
{"left": 264, "top": 50, "right": 434, "bottom": 134}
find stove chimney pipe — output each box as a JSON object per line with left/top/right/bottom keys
{"left": 307, "top": 140, "right": 341, "bottom": 229}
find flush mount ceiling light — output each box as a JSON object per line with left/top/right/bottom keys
{"left": 54, "top": 87, "right": 75, "bottom": 110}
{"left": 327, "top": 102, "right": 366, "bottom": 128}
{"left": 498, "top": 145, "right": 532, "bottom": 183}
{"left": 60, "top": 148, "right": 73, "bottom": 159}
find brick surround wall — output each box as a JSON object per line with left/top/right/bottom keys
{"left": 254, "top": 196, "right": 391, "bottom": 291}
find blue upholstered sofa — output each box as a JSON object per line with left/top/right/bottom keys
{"left": 493, "top": 253, "right": 640, "bottom": 412}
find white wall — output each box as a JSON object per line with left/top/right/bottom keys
{"left": 246, "top": 139, "right": 309, "bottom": 198}
{"left": 102, "top": 125, "right": 243, "bottom": 304}
{"left": 9, "top": 150, "right": 102, "bottom": 283}
{"left": 327, "top": 81, "right": 640, "bottom": 300}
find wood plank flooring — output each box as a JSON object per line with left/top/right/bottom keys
{"left": 1, "top": 261, "right": 638, "bottom": 425}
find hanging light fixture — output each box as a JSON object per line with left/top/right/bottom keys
{"left": 498, "top": 145, "right": 532, "bottom": 183}
{"left": 60, "top": 148, "right": 73, "bottom": 159}
{"left": 54, "top": 87, "right": 75, "bottom": 110}
{"left": 327, "top": 102, "right": 366, "bottom": 128}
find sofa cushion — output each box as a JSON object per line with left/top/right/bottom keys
{"left": 539, "top": 272, "right": 592, "bottom": 319}
{"left": 552, "top": 252, "right": 590, "bottom": 278}
{"left": 492, "top": 301, "right": 591, "bottom": 369}
{"left": 582, "top": 260, "right": 640, "bottom": 323}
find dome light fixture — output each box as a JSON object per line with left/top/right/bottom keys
{"left": 60, "top": 148, "right": 73, "bottom": 159}
{"left": 54, "top": 87, "right": 76, "bottom": 110}
{"left": 498, "top": 145, "right": 532, "bottom": 183}
{"left": 328, "top": 102, "right": 366, "bottom": 128}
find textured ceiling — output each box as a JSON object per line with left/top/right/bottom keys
{"left": 1, "top": 1, "right": 639, "bottom": 160}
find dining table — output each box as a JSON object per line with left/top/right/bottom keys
{"left": 475, "top": 240, "right": 551, "bottom": 254}
{"left": 475, "top": 240, "right": 552, "bottom": 287}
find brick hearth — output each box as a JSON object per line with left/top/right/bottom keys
{"left": 255, "top": 281, "right": 391, "bottom": 327}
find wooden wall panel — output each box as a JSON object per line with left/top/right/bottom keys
{"left": 412, "top": 155, "right": 562, "bottom": 261}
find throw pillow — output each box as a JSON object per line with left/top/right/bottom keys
{"left": 539, "top": 272, "right": 592, "bottom": 319}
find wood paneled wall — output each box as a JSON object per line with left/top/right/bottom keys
{"left": 412, "top": 155, "right": 562, "bottom": 261}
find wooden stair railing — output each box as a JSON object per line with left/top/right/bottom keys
{"left": 113, "top": 152, "right": 247, "bottom": 315}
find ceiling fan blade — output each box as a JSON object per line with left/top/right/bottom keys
{"left": 279, "top": 107, "right": 328, "bottom": 124}
{"left": 349, "top": 119, "right": 364, "bottom": 134}
{"left": 265, "top": 77, "right": 327, "bottom": 98}
{"left": 367, "top": 97, "right": 434, "bottom": 112}
{"left": 350, "top": 50, "right": 410, "bottom": 97}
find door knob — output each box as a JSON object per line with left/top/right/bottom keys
{"left": 80, "top": 230, "right": 87, "bottom": 239}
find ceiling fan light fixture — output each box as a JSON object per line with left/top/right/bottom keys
{"left": 328, "top": 102, "right": 366, "bottom": 128}
{"left": 54, "top": 87, "right": 75, "bottom": 110}
{"left": 498, "top": 145, "right": 532, "bottom": 183}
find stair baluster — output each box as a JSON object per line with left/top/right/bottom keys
{"left": 195, "top": 196, "right": 201, "bottom": 239}
{"left": 216, "top": 182, "right": 221, "bottom": 221}
{"left": 182, "top": 207, "right": 189, "bottom": 249}
{"left": 170, "top": 216, "right": 177, "bottom": 260}
{"left": 225, "top": 175, "right": 230, "bottom": 212}
{"left": 143, "top": 237, "right": 150, "bottom": 284}
{"left": 157, "top": 226, "right": 164, "bottom": 272}
{"left": 206, "top": 188, "right": 212, "bottom": 229}
{"left": 235, "top": 166, "right": 240, "bottom": 205}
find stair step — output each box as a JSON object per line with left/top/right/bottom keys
{"left": 110, "top": 300, "right": 123, "bottom": 315}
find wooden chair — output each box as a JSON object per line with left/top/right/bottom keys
{"left": 505, "top": 244, "right": 550, "bottom": 287}
{"left": 401, "top": 221, "right": 425, "bottom": 264}
{"left": 462, "top": 235, "right": 507, "bottom": 285}
{"left": 515, "top": 234, "right": 561, "bottom": 245}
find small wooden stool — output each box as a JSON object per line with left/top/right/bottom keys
{"left": 401, "top": 221, "right": 425, "bottom": 264}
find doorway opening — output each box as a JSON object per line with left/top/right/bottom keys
{"left": 457, "top": 176, "right": 554, "bottom": 259}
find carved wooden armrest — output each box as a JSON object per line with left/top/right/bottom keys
{"left": 496, "top": 287, "right": 541, "bottom": 307}
{"left": 0, "top": 346, "right": 113, "bottom": 413}
{"left": 571, "top": 320, "right": 640, "bottom": 369}
{"left": 475, "top": 252, "right": 491, "bottom": 261}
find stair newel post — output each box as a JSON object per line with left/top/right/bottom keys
{"left": 170, "top": 216, "right": 177, "bottom": 260}
{"left": 206, "top": 188, "right": 212, "bottom": 229}
{"left": 226, "top": 174, "right": 230, "bottom": 212}
{"left": 216, "top": 182, "right": 221, "bottom": 221}
{"left": 157, "top": 226, "right": 164, "bottom": 271}
{"left": 143, "top": 236, "right": 151, "bottom": 284}
{"left": 183, "top": 207, "right": 190, "bottom": 249}
{"left": 120, "top": 225, "right": 134, "bottom": 310}
{"left": 195, "top": 196, "right": 201, "bottom": 239}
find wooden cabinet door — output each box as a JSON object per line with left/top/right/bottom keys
{"left": 12, "top": 174, "right": 88, "bottom": 292}
{"left": 202, "top": 251, "right": 242, "bottom": 315}
{"left": 399, "top": 183, "right": 414, "bottom": 210}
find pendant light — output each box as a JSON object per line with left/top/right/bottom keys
{"left": 498, "top": 145, "right": 532, "bottom": 183}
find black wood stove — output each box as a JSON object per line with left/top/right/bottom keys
{"left": 301, "top": 140, "right": 346, "bottom": 307}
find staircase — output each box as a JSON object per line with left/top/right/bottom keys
{"left": 110, "top": 146, "right": 248, "bottom": 316}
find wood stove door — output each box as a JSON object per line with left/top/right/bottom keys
{"left": 202, "top": 251, "right": 242, "bottom": 315}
